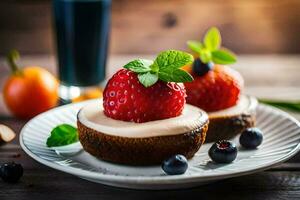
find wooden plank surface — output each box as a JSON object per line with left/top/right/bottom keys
{"left": 0, "top": 55, "right": 300, "bottom": 199}
{"left": 1, "top": 169, "right": 300, "bottom": 200}
{"left": 1, "top": 0, "right": 300, "bottom": 54}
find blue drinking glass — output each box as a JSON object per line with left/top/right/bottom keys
{"left": 53, "top": 0, "right": 111, "bottom": 101}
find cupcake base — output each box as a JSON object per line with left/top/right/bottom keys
{"left": 77, "top": 121, "right": 208, "bottom": 166}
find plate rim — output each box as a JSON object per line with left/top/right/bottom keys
{"left": 20, "top": 100, "right": 300, "bottom": 185}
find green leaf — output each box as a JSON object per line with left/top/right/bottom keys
{"left": 204, "top": 27, "right": 221, "bottom": 51}
{"left": 46, "top": 124, "right": 78, "bottom": 147}
{"left": 159, "top": 68, "right": 193, "bottom": 83}
{"left": 187, "top": 40, "right": 203, "bottom": 54}
{"left": 154, "top": 50, "right": 194, "bottom": 70}
{"left": 138, "top": 72, "right": 159, "bottom": 87}
{"left": 150, "top": 63, "right": 159, "bottom": 73}
{"left": 122, "top": 50, "right": 194, "bottom": 86}
{"left": 211, "top": 49, "right": 237, "bottom": 64}
{"left": 259, "top": 99, "right": 300, "bottom": 112}
{"left": 123, "top": 59, "right": 153, "bottom": 73}
{"left": 200, "top": 49, "right": 212, "bottom": 64}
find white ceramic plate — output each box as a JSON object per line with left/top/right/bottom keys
{"left": 20, "top": 99, "right": 300, "bottom": 190}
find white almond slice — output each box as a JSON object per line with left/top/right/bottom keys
{"left": 0, "top": 124, "right": 16, "bottom": 143}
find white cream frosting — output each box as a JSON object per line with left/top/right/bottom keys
{"left": 208, "top": 95, "right": 257, "bottom": 118}
{"left": 78, "top": 100, "right": 208, "bottom": 138}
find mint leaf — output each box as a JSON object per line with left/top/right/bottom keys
{"left": 187, "top": 41, "right": 203, "bottom": 54}
{"left": 204, "top": 27, "right": 221, "bottom": 51}
{"left": 138, "top": 72, "right": 159, "bottom": 87}
{"left": 212, "top": 49, "right": 237, "bottom": 64}
{"left": 200, "top": 49, "right": 212, "bottom": 64}
{"left": 122, "top": 50, "right": 194, "bottom": 87}
{"left": 186, "top": 27, "right": 237, "bottom": 65}
{"left": 150, "top": 63, "right": 159, "bottom": 73}
{"left": 124, "top": 59, "right": 153, "bottom": 73}
{"left": 46, "top": 124, "right": 78, "bottom": 147}
{"left": 159, "top": 68, "right": 193, "bottom": 83}
{"left": 154, "top": 50, "right": 193, "bottom": 70}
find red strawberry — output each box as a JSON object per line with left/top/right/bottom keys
{"left": 184, "top": 65, "right": 243, "bottom": 112}
{"left": 103, "top": 69, "right": 186, "bottom": 123}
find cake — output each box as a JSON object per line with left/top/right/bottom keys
{"left": 185, "top": 27, "right": 257, "bottom": 142}
{"left": 77, "top": 50, "right": 209, "bottom": 165}
{"left": 77, "top": 100, "right": 208, "bottom": 165}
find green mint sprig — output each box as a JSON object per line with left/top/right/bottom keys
{"left": 124, "top": 50, "right": 194, "bottom": 87}
{"left": 46, "top": 124, "right": 78, "bottom": 147}
{"left": 187, "top": 27, "right": 237, "bottom": 64}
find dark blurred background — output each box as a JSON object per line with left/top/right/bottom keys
{"left": 0, "top": 0, "right": 300, "bottom": 55}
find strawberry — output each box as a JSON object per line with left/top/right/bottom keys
{"left": 185, "top": 65, "right": 243, "bottom": 112}
{"left": 103, "top": 50, "right": 194, "bottom": 123}
{"left": 185, "top": 27, "right": 243, "bottom": 112}
{"left": 103, "top": 69, "right": 186, "bottom": 123}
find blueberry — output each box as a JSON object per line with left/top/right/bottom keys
{"left": 209, "top": 140, "right": 237, "bottom": 163}
{"left": 162, "top": 154, "right": 188, "bottom": 175}
{"left": 192, "top": 58, "right": 213, "bottom": 76}
{"left": 240, "top": 128, "right": 263, "bottom": 149}
{"left": 0, "top": 162, "right": 23, "bottom": 183}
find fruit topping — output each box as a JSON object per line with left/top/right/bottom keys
{"left": 192, "top": 58, "right": 213, "bottom": 76}
{"left": 240, "top": 128, "right": 263, "bottom": 149}
{"left": 0, "top": 162, "right": 23, "bottom": 183}
{"left": 184, "top": 27, "right": 243, "bottom": 112}
{"left": 209, "top": 140, "right": 237, "bottom": 163}
{"left": 187, "top": 27, "right": 237, "bottom": 76}
{"left": 103, "top": 50, "right": 194, "bottom": 123}
{"left": 185, "top": 65, "right": 243, "bottom": 112}
{"left": 162, "top": 154, "right": 188, "bottom": 175}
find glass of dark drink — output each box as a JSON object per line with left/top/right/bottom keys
{"left": 52, "top": 0, "right": 111, "bottom": 103}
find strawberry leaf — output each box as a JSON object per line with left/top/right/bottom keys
{"left": 124, "top": 59, "right": 153, "bottom": 73}
{"left": 138, "top": 72, "right": 159, "bottom": 87}
{"left": 204, "top": 27, "right": 221, "bottom": 51}
{"left": 154, "top": 50, "right": 194, "bottom": 70}
{"left": 212, "top": 49, "right": 237, "bottom": 64}
{"left": 187, "top": 40, "right": 203, "bottom": 54}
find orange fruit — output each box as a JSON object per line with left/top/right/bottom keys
{"left": 3, "top": 50, "right": 59, "bottom": 119}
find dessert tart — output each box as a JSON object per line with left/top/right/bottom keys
{"left": 206, "top": 95, "right": 257, "bottom": 142}
{"left": 77, "top": 50, "right": 209, "bottom": 165}
{"left": 77, "top": 100, "right": 208, "bottom": 165}
{"left": 185, "top": 27, "right": 257, "bottom": 142}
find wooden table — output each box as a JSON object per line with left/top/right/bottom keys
{"left": 1, "top": 55, "right": 300, "bottom": 199}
